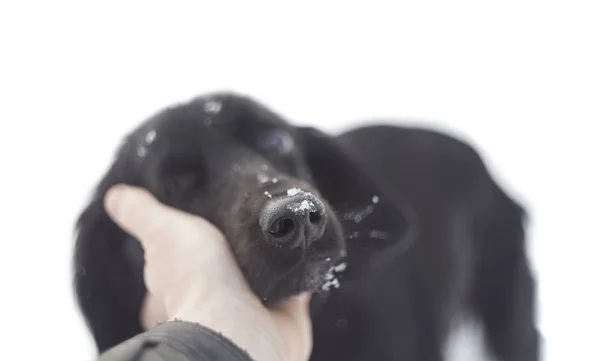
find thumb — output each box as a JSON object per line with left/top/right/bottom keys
{"left": 104, "top": 184, "right": 184, "bottom": 247}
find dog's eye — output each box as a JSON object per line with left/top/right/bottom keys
{"left": 260, "top": 130, "right": 295, "bottom": 155}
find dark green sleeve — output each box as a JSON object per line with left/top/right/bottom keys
{"left": 97, "top": 320, "right": 254, "bottom": 361}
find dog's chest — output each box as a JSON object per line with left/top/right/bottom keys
{"left": 309, "top": 272, "right": 422, "bottom": 360}
{"left": 310, "top": 259, "right": 500, "bottom": 361}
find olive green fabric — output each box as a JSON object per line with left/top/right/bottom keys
{"left": 97, "top": 320, "right": 253, "bottom": 361}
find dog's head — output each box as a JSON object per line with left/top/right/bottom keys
{"left": 74, "top": 92, "right": 411, "bottom": 350}
{"left": 127, "top": 94, "right": 350, "bottom": 301}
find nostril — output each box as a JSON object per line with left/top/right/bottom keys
{"left": 260, "top": 193, "right": 328, "bottom": 250}
{"left": 309, "top": 211, "right": 322, "bottom": 224}
{"left": 268, "top": 218, "right": 295, "bottom": 238}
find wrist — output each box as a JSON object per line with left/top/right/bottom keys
{"left": 169, "top": 290, "right": 284, "bottom": 361}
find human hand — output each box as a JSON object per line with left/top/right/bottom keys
{"left": 104, "top": 184, "right": 313, "bottom": 361}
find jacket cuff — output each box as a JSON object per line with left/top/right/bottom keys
{"left": 144, "top": 319, "right": 254, "bottom": 361}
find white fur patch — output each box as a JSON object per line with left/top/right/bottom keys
{"left": 443, "top": 312, "right": 499, "bottom": 361}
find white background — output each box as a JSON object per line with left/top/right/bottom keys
{"left": 0, "top": 1, "right": 598, "bottom": 360}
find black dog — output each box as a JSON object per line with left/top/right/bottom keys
{"left": 73, "top": 92, "right": 539, "bottom": 361}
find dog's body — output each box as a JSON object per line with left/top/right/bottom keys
{"left": 73, "top": 92, "right": 539, "bottom": 361}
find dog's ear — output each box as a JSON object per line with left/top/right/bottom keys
{"left": 297, "top": 127, "right": 416, "bottom": 259}
{"left": 73, "top": 170, "right": 147, "bottom": 353}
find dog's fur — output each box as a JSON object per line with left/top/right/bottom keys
{"left": 73, "top": 92, "right": 539, "bottom": 361}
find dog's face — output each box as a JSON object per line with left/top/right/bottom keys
{"left": 124, "top": 94, "right": 346, "bottom": 302}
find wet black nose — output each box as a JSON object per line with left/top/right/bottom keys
{"left": 259, "top": 191, "right": 327, "bottom": 250}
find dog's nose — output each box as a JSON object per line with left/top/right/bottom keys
{"left": 259, "top": 192, "right": 327, "bottom": 250}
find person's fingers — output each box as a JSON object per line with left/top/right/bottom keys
{"left": 104, "top": 184, "right": 184, "bottom": 246}
{"left": 275, "top": 292, "right": 313, "bottom": 360}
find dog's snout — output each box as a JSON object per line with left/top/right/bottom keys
{"left": 259, "top": 192, "right": 327, "bottom": 250}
